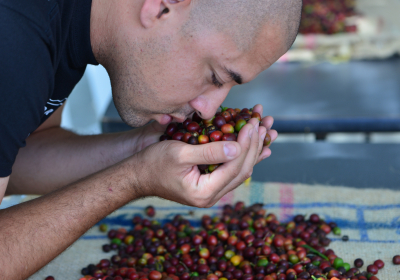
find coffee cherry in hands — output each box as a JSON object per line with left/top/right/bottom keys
{"left": 264, "top": 133, "right": 272, "bottom": 146}
{"left": 198, "top": 135, "right": 210, "bottom": 144}
{"left": 159, "top": 106, "right": 272, "bottom": 173}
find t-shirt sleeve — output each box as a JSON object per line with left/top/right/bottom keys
{"left": 0, "top": 4, "right": 53, "bottom": 177}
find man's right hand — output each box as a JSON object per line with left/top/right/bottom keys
{"left": 131, "top": 117, "right": 267, "bottom": 208}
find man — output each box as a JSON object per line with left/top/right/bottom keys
{"left": 0, "top": 0, "right": 301, "bottom": 278}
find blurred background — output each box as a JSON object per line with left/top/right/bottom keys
{"left": 60, "top": 0, "right": 400, "bottom": 188}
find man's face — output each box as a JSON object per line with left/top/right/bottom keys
{"left": 107, "top": 2, "right": 288, "bottom": 127}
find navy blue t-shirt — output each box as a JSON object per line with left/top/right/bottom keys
{"left": 0, "top": 0, "right": 98, "bottom": 177}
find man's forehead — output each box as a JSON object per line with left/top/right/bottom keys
{"left": 182, "top": 0, "right": 301, "bottom": 75}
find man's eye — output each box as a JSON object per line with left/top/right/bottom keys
{"left": 212, "top": 73, "right": 223, "bottom": 88}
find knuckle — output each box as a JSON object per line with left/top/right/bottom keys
{"left": 245, "top": 139, "right": 252, "bottom": 151}
{"left": 175, "top": 145, "right": 188, "bottom": 164}
{"left": 163, "top": 140, "right": 175, "bottom": 150}
{"left": 194, "top": 198, "right": 209, "bottom": 208}
{"left": 244, "top": 169, "right": 253, "bottom": 179}
{"left": 188, "top": 192, "right": 210, "bottom": 208}
{"left": 194, "top": 192, "right": 216, "bottom": 208}
{"left": 230, "top": 166, "right": 241, "bottom": 178}
{"left": 171, "top": 150, "right": 181, "bottom": 163}
{"left": 203, "top": 145, "right": 218, "bottom": 163}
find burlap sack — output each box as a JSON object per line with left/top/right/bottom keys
{"left": 10, "top": 182, "right": 399, "bottom": 279}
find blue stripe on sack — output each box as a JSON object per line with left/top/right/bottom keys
{"left": 119, "top": 202, "right": 400, "bottom": 211}
{"left": 356, "top": 208, "right": 369, "bottom": 241}
{"left": 329, "top": 238, "right": 398, "bottom": 243}
{"left": 93, "top": 215, "right": 399, "bottom": 231}
{"left": 263, "top": 203, "right": 400, "bottom": 210}
{"left": 84, "top": 202, "right": 400, "bottom": 243}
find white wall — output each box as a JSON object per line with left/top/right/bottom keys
{"left": 61, "top": 65, "right": 112, "bottom": 135}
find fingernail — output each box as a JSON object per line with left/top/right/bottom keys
{"left": 224, "top": 143, "right": 237, "bottom": 158}
{"left": 261, "top": 131, "right": 267, "bottom": 140}
{"left": 255, "top": 122, "right": 259, "bottom": 132}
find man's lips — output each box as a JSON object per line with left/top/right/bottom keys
{"left": 157, "top": 114, "right": 190, "bottom": 125}
{"left": 158, "top": 115, "right": 173, "bottom": 125}
{"left": 171, "top": 115, "right": 187, "bottom": 123}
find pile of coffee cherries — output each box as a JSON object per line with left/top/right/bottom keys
{"left": 77, "top": 202, "right": 387, "bottom": 280}
{"left": 299, "top": 0, "right": 357, "bottom": 34}
{"left": 159, "top": 107, "right": 271, "bottom": 174}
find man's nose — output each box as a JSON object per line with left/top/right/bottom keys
{"left": 193, "top": 88, "right": 231, "bottom": 120}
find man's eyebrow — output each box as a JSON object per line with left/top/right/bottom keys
{"left": 223, "top": 67, "right": 243, "bottom": 85}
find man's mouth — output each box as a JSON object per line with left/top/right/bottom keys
{"left": 157, "top": 111, "right": 195, "bottom": 125}
{"left": 158, "top": 114, "right": 173, "bottom": 125}
{"left": 171, "top": 115, "right": 187, "bottom": 123}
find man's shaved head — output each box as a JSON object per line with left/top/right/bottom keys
{"left": 93, "top": 0, "right": 303, "bottom": 127}
{"left": 183, "top": 0, "right": 302, "bottom": 51}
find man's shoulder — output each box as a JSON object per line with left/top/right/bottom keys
{"left": 0, "top": 0, "right": 66, "bottom": 35}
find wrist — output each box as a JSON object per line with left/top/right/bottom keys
{"left": 123, "top": 153, "right": 151, "bottom": 199}
{"left": 116, "top": 129, "right": 141, "bottom": 159}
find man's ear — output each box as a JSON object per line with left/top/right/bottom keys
{"left": 140, "top": 0, "right": 163, "bottom": 28}
{"left": 140, "top": 0, "right": 190, "bottom": 28}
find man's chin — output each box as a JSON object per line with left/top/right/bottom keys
{"left": 118, "top": 113, "right": 148, "bottom": 128}
{"left": 119, "top": 111, "right": 174, "bottom": 127}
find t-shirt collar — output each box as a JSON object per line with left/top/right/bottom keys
{"left": 70, "top": 0, "right": 99, "bottom": 68}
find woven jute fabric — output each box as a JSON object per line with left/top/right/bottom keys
{"left": 26, "top": 182, "right": 400, "bottom": 280}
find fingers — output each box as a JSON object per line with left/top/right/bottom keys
{"left": 206, "top": 188, "right": 235, "bottom": 208}
{"left": 256, "top": 129, "right": 278, "bottom": 164}
{"left": 181, "top": 141, "right": 241, "bottom": 165}
{"left": 256, "top": 126, "right": 267, "bottom": 165}
{"left": 250, "top": 105, "right": 273, "bottom": 131}
{"left": 243, "top": 117, "right": 265, "bottom": 166}
{"left": 261, "top": 116, "right": 274, "bottom": 130}
{"left": 212, "top": 122, "right": 258, "bottom": 196}
{"left": 205, "top": 122, "right": 254, "bottom": 190}
{"left": 188, "top": 119, "right": 262, "bottom": 207}
{"left": 252, "top": 104, "right": 263, "bottom": 117}
{"left": 208, "top": 126, "right": 268, "bottom": 203}
{"left": 238, "top": 121, "right": 260, "bottom": 178}
{"left": 250, "top": 108, "right": 276, "bottom": 165}
{"left": 256, "top": 115, "right": 275, "bottom": 164}
{"left": 267, "top": 129, "right": 278, "bottom": 146}
{"left": 208, "top": 117, "right": 264, "bottom": 200}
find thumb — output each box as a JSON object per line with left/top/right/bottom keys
{"left": 182, "top": 141, "right": 241, "bottom": 165}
